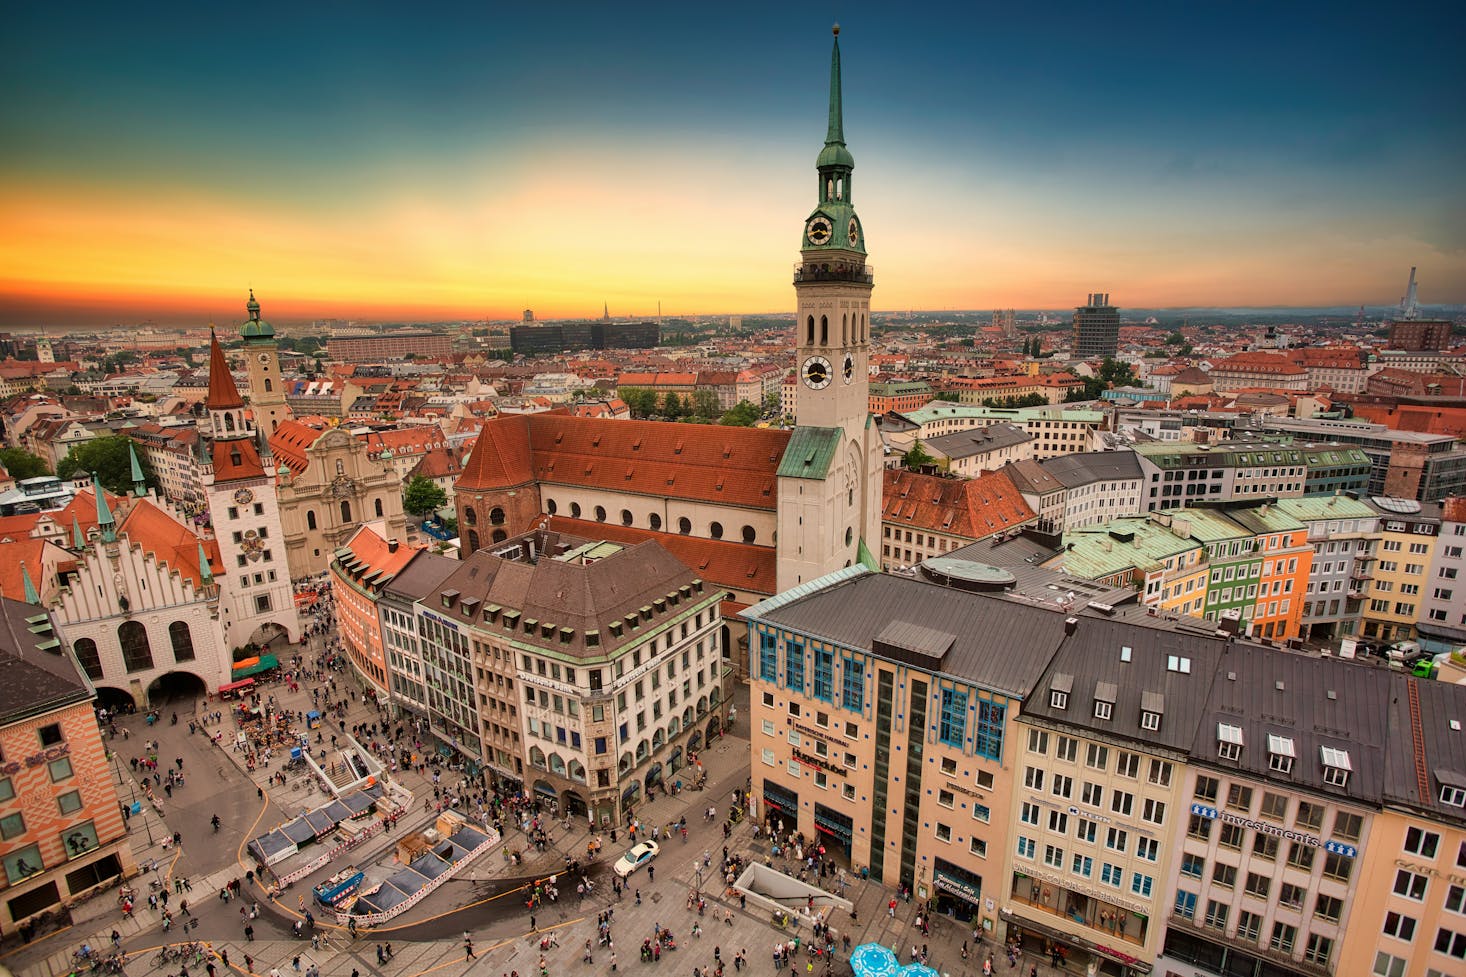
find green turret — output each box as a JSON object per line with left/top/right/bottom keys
{"left": 93, "top": 474, "right": 116, "bottom": 544}
{"left": 240, "top": 288, "right": 275, "bottom": 342}
{"left": 21, "top": 562, "right": 39, "bottom": 604}
{"left": 128, "top": 441, "right": 146, "bottom": 496}
{"left": 801, "top": 24, "right": 864, "bottom": 256}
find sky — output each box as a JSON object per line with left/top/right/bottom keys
{"left": 2, "top": 1, "right": 1464, "bottom": 327}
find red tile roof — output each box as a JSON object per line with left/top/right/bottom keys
{"left": 267, "top": 419, "right": 321, "bottom": 476}
{"left": 211, "top": 437, "right": 266, "bottom": 482}
{"left": 0, "top": 537, "right": 49, "bottom": 602}
{"left": 1208, "top": 351, "right": 1306, "bottom": 376}
{"left": 117, "top": 499, "right": 220, "bottom": 591}
{"left": 336, "top": 523, "right": 420, "bottom": 592}
{"left": 882, "top": 468, "right": 1036, "bottom": 540}
{"left": 545, "top": 516, "right": 777, "bottom": 598}
{"left": 456, "top": 413, "right": 537, "bottom": 490}
{"left": 206, "top": 332, "right": 245, "bottom": 409}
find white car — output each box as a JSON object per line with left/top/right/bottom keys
{"left": 613, "top": 841, "right": 660, "bottom": 878}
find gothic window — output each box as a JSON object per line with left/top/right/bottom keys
{"left": 826, "top": 178, "right": 834, "bottom": 201}
{"left": 842, "top": 313, "right": 848, "bottom": 345}
{"left": 492, "top": 530, "right": 507, "bottom": 543}
{"left": 806, "top": 316, "right": 815, "bottom": 345}
{"left": 169, "top": 622, "right": 196, "bottom": 663}
{"left": 678, "top": 517, "right": 692, "bottom": 535}
{"left": 306, "top": 510, "right": 317, "bottom": 530}
{"left": 72, "top": 638, "right": 103, "bottom": 681}
{"left": 374, "top": 498, "right": 384, "bottom": 518}
{"left": 468, "top": 529, "right": 480, "bottom": 551}
{"left": 224, "top": 414, "right": 235, "bottom": 432}
{"left": 263, "top": 379, "right": 272, "bottom": 392}
{"left": 489, "top": 507, "right": 505, "bottom": 526}
{"left": 836, "top": 178, "right": 843, "bottom": 200}
{"left": 820, "top": 315, "right": 828, "bottom": 345}
{"left": 118, "top": 621, "right": 154, "bottom": 673}
{"left": 742, "top": 525, "right": 756, "bottom": 544}
{"left": 464, "top": 507, "right": 477, "bottom": 526}
{"left": 710, "top": 521, "right": 724, "bottom": 540}
{"left": 340, "top": 500, "right": 352, "bottom": 524}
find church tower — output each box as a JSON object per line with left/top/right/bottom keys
{"left": 240, "top": 290, "right": 291, "bottom": 443}
{"left": 776, "top": 25, "right": 883, "bottom": 591}
{"left": 200, "top": 330, "right": 299, "bottom": 651}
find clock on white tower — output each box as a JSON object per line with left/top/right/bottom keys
{"left": 802, "top": 356, "right": 832, "bottom": 389}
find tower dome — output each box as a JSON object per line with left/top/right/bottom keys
{"left": 240, "top": 288, "right": 275, "bottom": 340}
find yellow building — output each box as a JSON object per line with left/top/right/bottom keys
{"left": 1362, "top": 499, "right": 1441, "bottom": 643}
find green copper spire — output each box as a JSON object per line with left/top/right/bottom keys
{"left": 827, "top": 24, "right": 843, "bottom": 145}
{"left": 198, "top": 542, "right": 214, "bottom": 583}
{"left": 72, "top": 515, "right": 85, "bottom": 550}
{"left": 93, "top": 474, "right": 116, "bottom": 544}
{"left": 21, "top": 562, "right": 39, "bottom": 604}
{"left": 817, "top": 25, "right": 854, "bottom": 171}
{"left": 128, "top": 441, "right": 145, "bottom": 496}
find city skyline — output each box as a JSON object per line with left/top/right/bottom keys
{"left": 2, "top": 1, "right": 1464, "bottom": 327}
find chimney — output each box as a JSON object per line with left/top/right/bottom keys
{"left": 387, "top": 538, "right": 399, "bottom": 553}
{"left": 1064, "top": 617, "right": 1079, "bottom": 636}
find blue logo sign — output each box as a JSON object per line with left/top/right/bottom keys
{"left": 1323, "top": 840, "right": 1359, "bottom": 858}
{"left": 1190, "top": 803, "right": 1219, "bottom": 819}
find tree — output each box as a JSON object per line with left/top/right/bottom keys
{"left": 903, "top": 439, "right": 935, "bottom": 471}
{"left": 719, "top": 400, "right": 761, "bottom": 426}
{"left": 0, "top": 447, "right": 50, "bottom": 480}
{"left": 691, "top": 389, "right": 720, "bottom": 420}
{"left": 402, "top": 476, "right": 448, "bottom": 518}
{"left": 662, "top": 392, "right": 685, "bottom": 419}
{"left": 56, "top": 436, "right": 156, "bottom": 494}
{"left": 934, "top": 391, "right": 960, "bottom": 403}
{"left": 763, "top": 391, "right": 781, "bottom": 416}
{"left": 1079, "top": 356, "right": 1138, "bottom": 400}
{"left": 1165, "top": 331, "right": 1186, "bottom": 345}
{"left": 621, "top": 387, "right": 658, "bottom": 419}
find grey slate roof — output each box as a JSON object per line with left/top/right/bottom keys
{"left": 927, "top": 423, "right": 1032, "bottom": 461}
{"left": 1188, "top": 643, "right": 1390, "bottom": 806}
{"left": 1383, "top": 673, "right": 1466, "bottom": 828}
{"left": 1003, "top": 459, "right": 1060, "bottom": 497}
{"left": 746, "top": 571, "right": 1070, "bottom": 698}
{"left": 0, "top": 596, "right": 90, "bottom": 724}
{"left": 1020, "top": 616, "right": 1230, "bottom": 752}
{"left": 1039, "top": 450, "right": 1143, "bottom": 489}
{"left": 381, "top": 550, "right": 459, "bottom": 602}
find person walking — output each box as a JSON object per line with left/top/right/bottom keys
{"left": 464, "top": 932, "right": 475, "bottom": 960}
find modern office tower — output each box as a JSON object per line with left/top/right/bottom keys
{"left": 1072, "top": 292, "right": 1119, "bottom": 359}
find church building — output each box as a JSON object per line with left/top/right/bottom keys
{"left": 454, "top": 26, "right": 883, "bottom": 636}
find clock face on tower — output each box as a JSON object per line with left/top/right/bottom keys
{"left": 258, "top": 353, "right": 271, "bottom": 364}
{"left": 233, "top": 488, "right": 254, "bottom": 505}
{"left": 802, "top": 356, "right": 833, "bottom": 389}
{"left": 848, "top": 217, "right": 860, "bottom": 247}
{"left": 843, "top": 353, "right": 855, "bottom": 383}
{"left": 806, "top": 216, "right": 833, "bottom": 246}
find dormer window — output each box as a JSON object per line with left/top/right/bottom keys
{"left": 1217, "top": 723, "right": 1244, "bottom": 761}
{"left": 1267, "top": 734, "right": 1296, "bottom": 774}
{"left": 1050, "top": 672, "right": 1073, "bottom": 711}
{"left": 1093, "top": 682, "right": 1117, "bottom": 721}
{"left": 1140, "top": 691, "right": 1164, "bottom": 732}
{"left": 1140, "top": 711, "right": 1160, "bottom": 731}
{"left": 1320, "top": 746, "right": 1352, "bottom": 788}
{"left": 1440, "top": 784, "right": 1466, "bottom": 808}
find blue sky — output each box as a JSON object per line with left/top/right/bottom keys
{"left": 2, "top": 0, "right": 1462, "bottom": 323}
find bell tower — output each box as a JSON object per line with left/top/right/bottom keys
{"left": 793, "top": 23, "right": 872, "bottom": 439}
{"left": 777, "top": 25, "right": 883, "bottom": 592}
{"left": 240, "top": 289, "right": 291, "bottom": 443}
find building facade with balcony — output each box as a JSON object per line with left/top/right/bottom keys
{"left": 1273, "top": 496, "right": 1380, "bottom": 644}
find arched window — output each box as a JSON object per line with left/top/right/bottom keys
{"left": 820, "top": 315, "right": 828, "bottom": 345}
{"left": 806, "top": 316, "right": 815, "bottom": 345}
{"left": 340, "top": 500, "right": 352, "bottom": 524}
{"left": 546, "top": 499, "right": 558, "bottom": 515}
{"left": 72, "top": 638, "right": 103, "bottom": 681}
{"left": 263, "top": 379, "right": 272, "bottom": 393}
{"left": 649, "top": 513, "right": 662, "bottom": 531}
{"left": 529, "top": 746, "right": 547, "bottom": 769}
{"left": 709, "top": 522, "right": 724, "bottom": 540}
{"left": 570, "top": 502, "right": 582, "bottom": 519}
{"left": 374, "top": 498, "right": 384, "bottom": 518}
{"left": 489, "top": 507, "right": 505, "bottom": 525}
{"left": 464, "top": 507, "right": 477, "bottom": 526}
{"left": 845, "top": 526, "right": 854, "bottom": 546}
{"left": 836, "top": 177, "right": 843, "bottom": 200}
{"left": 467, "top": 529, "right": 480, "bottom": 551}
{"left": 306, "top": 510, "right": 317, "bottom": 530}
{"left": 118, "top": 621, "right": 153, "bottom": 673}
{"left": 492, "top": 529, "right": 507, "bottom": 543}
{"left": 678, "top": 517, "right": 692, "bottom": 535}
{"left": 842, "top": 313, "right": 848, "bottom": 345}
{"left": 169, "top": 622, "right": 196, "bottom": 663}
{"left": 826, "top": 177, "right": 834, "bottom": 201}
{"left": 621, "top": 509, "right": 633, "bottom": 527}
{"left": 549, "top": 754, "right": 567, "bottom": 776}
{"left": 223, "top": 414, "right": 235, "bottom": 432}
{"left": 594, "top": 505, "right": 606, "bottom": 522}
{"left": 742, "top": 525, "right": 756, "bottom": 544}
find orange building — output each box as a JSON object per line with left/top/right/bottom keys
{"left": 0, "top": 597, "right": 133, "bottom": 931}
{"left": 330, "top": 524, "right": 422, "bottom": 699}
{"left": 1228, "top": 504, "right": 1313, "bottom": 642}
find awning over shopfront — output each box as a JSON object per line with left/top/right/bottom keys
{"left": 218, "top": 678, "right": 256, "bottom": 694}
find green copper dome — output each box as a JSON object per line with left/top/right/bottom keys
{"left": 241, "top": 288, "right": 275, "bottom": 340}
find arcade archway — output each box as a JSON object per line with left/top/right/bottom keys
{"left": 146, "top": 671, "right": 208, "bottom": 708}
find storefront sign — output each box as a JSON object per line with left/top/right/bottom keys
{"left": 792, "top": 748, "right": 846, "bottom": 776}
{"left": 1395, "top": 858, "right": 1466, "bottom": 885}
{"left": 2, "top": 743, "right": 69, "bottom": 776}
{"left": 1189, "top": 803, "right": 1359, "bottom": 857}
{"left": 793, "top": 722, "right": 844, "bottom": 743}
{"left": 1017, "top": 866, "right": 1150, "bottom": 915}
{"left": 945, "top": 780, "right": 982, "bottom": 799}
{"left": 933, "top": 869, "right": 981, "bottom": 903}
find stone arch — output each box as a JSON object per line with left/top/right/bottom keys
{"left": 682, "top": 706, "right": 694, "bottom": 728}
{"left": 146, "top": 670, "right": 209, "bottom": 708}
{"left": 619, "top": 752, "right": 633, "bottom": 774}
{"left": 668, "top": 716, "right": 681, "bottom": 737}
{"left": 652, "top": 728, "right": 666, "bottom": 750}
{"left": 529, "top": 746, "right": 547, "bottom": 769}
{"left": 548, "top": 753, "right": 567, "bottom": 776}
{"left": 696, "top": 696, "right": 708, "bottom": 718}
{"left": 464, "top": 506, "right": 477, "bottom": 526}
{"left": 489, "top": 507, "right": 505, "bottom": 526}
{"left": 710, "top": 686, "right": 722, "bottom": 707}
{"left": 491, "top": 529, "right": 507, "bottom": 543}
{"left": 635, "top": 740, "right": 649, "bottom": 763}
{"left": 568, "top": 760, "right": 586, "bottom": 784}
{"left": 705, "top": 716, "right": 721, "bottom": 744}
